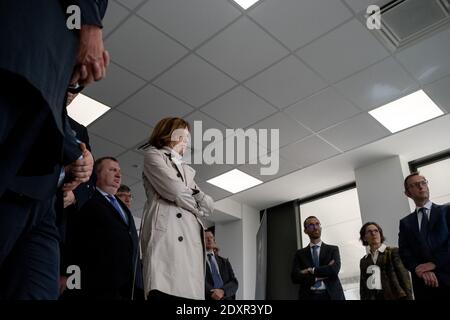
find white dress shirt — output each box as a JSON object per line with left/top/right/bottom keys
{"left": 416, "top": 200, "right": 432, "bottom": 231}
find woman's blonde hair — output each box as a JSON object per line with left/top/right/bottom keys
{"left": 148, "top": 117, "right": 190, "bottom": 149}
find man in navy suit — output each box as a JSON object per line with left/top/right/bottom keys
{"left": 291, "top": 216, "right": 345, "bottom": 300}
{"left": 64, "top": 157, "right": 144, "bottom": 300}
{"left": 204, "top": 229, "right": 238, "bottom": 300}
{"left": 399, "top": 172, "right": 450, "bottom": 300}
{"left": 0, "top": 0, "right": 108, "bottom": 299}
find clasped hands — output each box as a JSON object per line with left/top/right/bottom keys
{"left": 62, "top": 143, "right": 93, "bottom": 208}
{"left": 416, "top": 262, "right": 439, "bottom": 288}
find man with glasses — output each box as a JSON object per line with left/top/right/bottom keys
{"left": 116, "top": 185, "right": 133, "bottom": 209}
{"left": 291, "top": 216, "right": 345, "bottom": 300}
{"left": 399, "top": 172, "right": 450, "bottom": 300}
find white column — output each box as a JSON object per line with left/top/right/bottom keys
{"left": 214, "top": 203, "right": 260, "bottom": 300}
{"left": 215, "top": 220, "right": 243, "bottom": 299}
{"left": 355, "top": 156, "right": 412, "bottom": 246}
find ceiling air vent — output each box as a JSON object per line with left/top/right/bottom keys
{"left": 367, "top": 0, "right": 450, "bottom": 51}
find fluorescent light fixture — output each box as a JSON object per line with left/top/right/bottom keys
{"left": 369, "top": 90, "right": 443, "bottom": 133}
{"left": 67, "top": 94, "right": 110, "bottom": 126}
{"left": 232, "top": 0, "right": 260, "bottom": 10}
{"left": 207, "top": 168, "right": 263, "bottom": 193}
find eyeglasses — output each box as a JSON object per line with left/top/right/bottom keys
{"left": 408, "top": 179, "right": 428, "bottom": 189}
{"left": 306, "top": 223, "right": 321, "bottom": 230}
{"left": 365, "top": 229, "right": 379, "bottom": 235}
{"left": 67, "top": 83, "right": 84, "bottom": 94}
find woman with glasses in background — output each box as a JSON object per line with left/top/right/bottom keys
{"left": 359, "top": 222, "right": 413, "bottom": 300}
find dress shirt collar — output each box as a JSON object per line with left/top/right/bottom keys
{"left": 415, "top": 200, "right": 432, "bottom": 213}
{"left": 364, "top": 243, "right": 386, "bottom": 258}
{"left": 97, "top": 187, "right": 113, "bottom": 198}
{"left": 309, "top": 241, "right": 322, "bottom": 248}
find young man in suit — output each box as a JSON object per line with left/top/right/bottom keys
{"left": 64, "top": 157, "right": 143, "bottom": 300}
{"left": 291, "top": 216, "right": 345, "bottom": 300}
{"left": 204, "top": 230, "right": 238, "bottom": 300}
{"left": 0, "top": 0, "right": 108, "bottom": 299}
{"left": 399, "top": 172, "right": 450, "bottom": 300}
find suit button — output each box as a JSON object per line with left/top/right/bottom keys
{"left": 176, "top": 213, "right": 182, "bottom": 218}
{"left": 177, "top": 173, "right": 182, "bottom": 178}
{"left": 178, "top": 236, "right": 183, "bottom": 242}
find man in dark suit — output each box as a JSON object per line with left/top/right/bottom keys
{"left": 0, "top": 1, "right": 108, "bottom": 299}
{"left": 399, "top": 172, "right": 450, "bottom": 300}
{"left": 65, "top": 157, "right": 144, "bottom": 300}
{"left": 291, "top": 216, "right": 345, "bottom": 300}
{"left": 204, "top": 230, "right": 238, "bottom": 300}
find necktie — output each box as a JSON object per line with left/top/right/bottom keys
{"left": 107, "top": 195, "right": 129, "bottom": 225}
{"left": 312, "top": 245, "right": 322, "bottom": 288}
{"left": 208, "top": 253, "right": 223, "bottom": 289}
{"left": 419, "top": 208, "right": 428, "bottom": 241}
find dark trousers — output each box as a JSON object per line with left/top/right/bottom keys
{"left": 300, "top": 290, "right": 331, "bottom": 301}
{"left": 413, "top": 277, "right": 450, "bottom": 300}
{"left": 0, "top": 191, "right": 60, "bottom": 299}
{"left": 147, "top": 290, "right": 195, "bottom": 302}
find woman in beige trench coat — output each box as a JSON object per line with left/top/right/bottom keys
{"left": 140, "top": 117, "right": 214, "bottom": 300}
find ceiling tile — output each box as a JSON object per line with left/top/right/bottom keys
{"left": 335, "top": 57, "right": 419, "bottom": 111}
{"left": 196, "top": 181, "right": 232, "bottom": 201}
{"left": 115, "top": 0, "right": 145, "bottom": 10}
{"left": 319, "top": 113, "right": 389, "bottom": 151}
{"left": 117, "top": 84, "right": 194, "bottom": 127}
{"left": 245, "top": 55, "right": 327, "bottom": 108}
{"left": 297, "top": 19, "right": 389, "bottom": 83}
{"left": 129, "top": 181, "right": 147, "bottom": 206}
{"left": 184, "top": 111, "right": 228, "bottom": 154}
{"left": 154, "top": 55, "right": 236, "bottom": 107}
{"left": 343, "top": 0, "right": 392, "bottom": 14}
{"left": 88, "top": 110, "right": 152, "bottom": 148}
{"left": 117, "top": 150, "right": 145, "bottom": 180}
{"left": 396, "top": 27, "right": 450, "bottom": 85}
{"left": 280, "top": 136, "right": 340, "bottom": 168}
{"left": 103, "top": 0, "right": 130, "bottom": 37}
{"left": 207, "top": 134, "right": 267, "bottom": 167}
{"left": 106, "top": 16, "right": 188, "bottom": 80}
{"left": 238, "top": 153, "right": 299, "bottom": 182}
{"left": 250, "top": 0, "right": 352, "bottom": 50}
{"left": 120, "top": 174, "right": 140, "bottom": 188}
{"left": 88, "top": 133, "right": 126, "bottom": 159}
{"left": 201, "top": 86, "right": 277, "bottom": 128}
{"left": 83, "top": 62, "right": 146, "bottom": 107}
{"left": 197, "top": 16, "right": 288, "bottom": 81}
{"left": 424, "top": 75, "right": 450, "bottom": 113}
{"left": 252, "top": 112, "right": 312, "bottom": 150}
{"left": 285, "top": 87, "right": 361, "bottom": 132}
{"left": 137, "top": 0, "right": 241, "bottom": 49}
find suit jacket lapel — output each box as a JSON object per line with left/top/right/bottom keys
{"left": 408, "top": 211, "right": 420, "bottom": 235}
{"left": 429, "top": 203, "right": 440, "bottom": 231}
{"left": 319, "top": 243, "right": 327, "bottom": 265}
{"left": 96, "top": 190, "right": 129, "bottom": 227}
{"left": 302, "top": 247, "right": 314, "bottom": 267}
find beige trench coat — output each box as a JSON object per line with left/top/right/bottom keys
{"left": 140, "top": 146, "right": 214, "bottom": 299}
